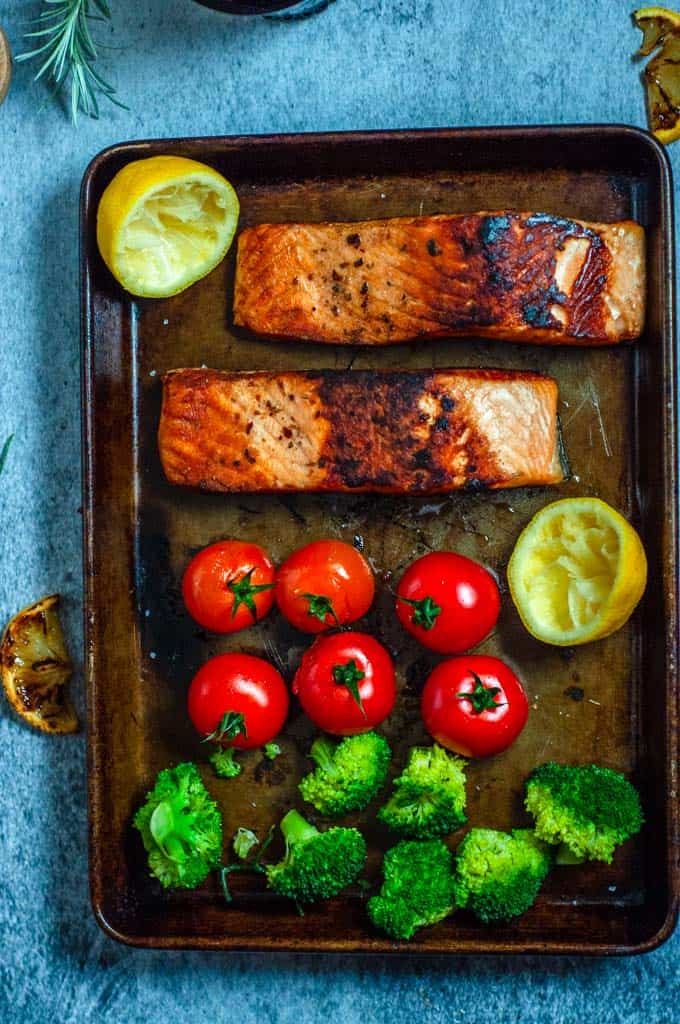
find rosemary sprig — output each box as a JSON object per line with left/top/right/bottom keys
{"left": 0, "top": 435, "right": 14, "bottom": 479}
{"left": 17, "top": 0, "right": 125, "bottom": 123}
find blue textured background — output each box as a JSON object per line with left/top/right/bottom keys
{"left": 0, "top": 1, "right": 678, "bottom": 1020}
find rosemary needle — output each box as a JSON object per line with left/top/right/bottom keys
{"left": 0, "top": 434, "right": 13, "bottom": 479}
{"left": 16, "top": 0, "right": 126, "bottom": 123}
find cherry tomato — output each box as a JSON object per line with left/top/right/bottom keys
{"left": 396, "top": 551, "right": 500, "bottom": 654}
{"left": 182, "top": 540, "right": 275, "bottom": 634}
{"left": 292, "top": 631, "right": 395, "bottom": 736}
{"left": 421, "top": 655, "right": 528, "bottom": 758}
{"left": 276, "top": 539, "right": 375, "bottom": 634}
{"left": 188, "top": 653, "right": 288, "bottom": 748}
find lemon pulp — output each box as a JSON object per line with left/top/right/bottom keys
{"left": 507, "top": 498, "right": 647, "bottom": 646}
{"left": 96, "top": 156, "right": 240, "bottom": 298}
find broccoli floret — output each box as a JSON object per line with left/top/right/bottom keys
{"left": 299, "top": 732, "right": 391, "bottom": 816}
{"left": 133, "top": 762, "right": 223, "bottom": 890}
{"left": 377, "top": 744, "right": 467, "bottom": 838}
{"left": 265, "top": 809, "right": 367, "bottom": 904}
{"left": 368, "top": 839, "right": 456, "bottom": 941}
{"left": 525, "top": 762, "right": 644, "bottom": 863}
{"left": 210, "top": 747, "right": 242, "bottom": 778}
{"left": 453, "top": 828, "right": 552, "bottom": 923}
{"left": 264, "top": 742, "right": 281, "bottom": 760}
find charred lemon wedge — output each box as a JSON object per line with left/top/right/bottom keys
{"left": 508, "top": 498, "right": 647, "bottom": 646}
{"left": 1, "top": 594, "right": 78, "bottom": 733}
{"left": 633, "top": 7, "right": 680, "bottom": 143}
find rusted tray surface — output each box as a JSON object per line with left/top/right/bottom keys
{"left": 81, "top": 126, "right": 678, "bottom": 953}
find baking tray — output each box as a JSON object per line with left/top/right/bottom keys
{"left": 81, "top": 125, "right": 678, "bottom": 953}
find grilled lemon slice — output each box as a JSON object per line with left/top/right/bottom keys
{"left": 1, "top": 594, "right": 78, "bottom": 733}
{"left": 507, "top": 498, "right": 647, "bottom": 646}
{"left": 96, "top": 155, "right": 240, "bottom": 298}
{"left": 633, "top": 7, "right": 680, "bottom": 144}
{"left": 0, "top": 28, "right": 11, "bottom": 106}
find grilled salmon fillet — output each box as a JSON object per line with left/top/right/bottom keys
{"left": 159, "top": 368, "right": 567, "bottom": 494}
{"left": 233, "top": 212, "right": 645, "bottom": 346}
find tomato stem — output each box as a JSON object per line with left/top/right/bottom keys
{"left": 331, "top": 658, "right": 366, "bottom": 715}
{"left": 456, "top": 671, "right": 505, "bottom": 714}
{"left": 398, "top": 594, "right": 442, "bottom": 630}
{"left": 302, "top": 592, "right": 339, "bottom": 626}
{"left": 227, "top": 568, "right": 274, "bottom": 622}
{"left": 204, "top": 710, "right": 248, "bottom": 744}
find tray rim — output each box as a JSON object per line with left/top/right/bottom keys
{"left": 81, "top": 122, "right": 679, "bottom": 955}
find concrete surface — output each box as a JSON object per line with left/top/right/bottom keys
{"left": 0, "top": 1, "right": 677, "bottom": 1021}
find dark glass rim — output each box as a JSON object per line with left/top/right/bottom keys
{"left": 192, "top": 0, "right": 301, "bottom": 13}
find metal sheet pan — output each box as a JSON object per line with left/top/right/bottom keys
{"left": 81, "top": 125, "right": 677, "bottom": 953}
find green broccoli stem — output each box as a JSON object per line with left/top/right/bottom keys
{"left": 554, "top": 843, "right": 586, "bottom": 866}
{"left": 309, "top": 735, "right": 339, "bottom": 774}
{"left": 280, "top": 809, "right": 319, "bottom": 847}
{"left": 149, "top": 801, "right": 188, "bottom": 862}
{"left": 220, "top": 862, "right": 265, "bottom": 903}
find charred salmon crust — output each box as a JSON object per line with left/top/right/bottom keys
{"left": 233, "top": 211, "right": 645, "bottom": 346}
{"left": 159, "top": 368, "right": 567, "bottom": 495}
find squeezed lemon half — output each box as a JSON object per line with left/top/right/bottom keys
{"left": 507, "top": 498, "right": 647, "bottom": 646}
{"left": 633, "top": 7, "right": 680, "bottom": 144}
{"left": 96, "top": 155, "right": 240, "bottom": 298}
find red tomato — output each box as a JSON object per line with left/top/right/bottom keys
{"left": 188, "top": 653, "right": 288, "bottom": 748}
{"left": 292, "top": 631, "right": 395, "bottom": 735}
{"left": 276, "top": 539, "right": 375, "bottom": 634}
{"left": 396, "top": 552, "right": 500, "bottom": 654}
{"left": 421, "top": 655, "right": 528, "bottom": 758}
{"left": 182, "top": 541, "right": 275, "bottom": 634}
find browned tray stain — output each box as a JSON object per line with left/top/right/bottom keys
{"left": 81, "top": 126, "right": 678, "bottom": 954}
